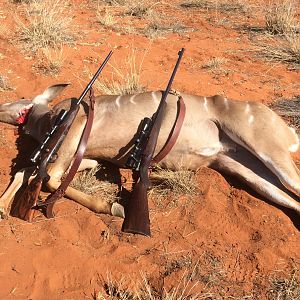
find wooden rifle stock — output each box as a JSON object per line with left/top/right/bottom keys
{"left": 122, "top": 48, "right": 185, "bottom": 236}
{"left": 121, "top": 173, "right": 150, "bottom": 236}
{"left": 11, "top": 176, "right": 42, "bottom": 222}
{"left": 13, "top": 51, "right": 113, "bottom": 222}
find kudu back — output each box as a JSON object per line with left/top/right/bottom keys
{"left": 0, "top": 84, "right": 300, "bottom": 221}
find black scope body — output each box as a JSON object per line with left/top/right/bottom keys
{"left": 126, "top": 117, "right": 152, "bottom": 170}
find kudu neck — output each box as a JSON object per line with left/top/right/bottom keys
{"left": 22, "top": 105, "right": 52, "bottom": 143}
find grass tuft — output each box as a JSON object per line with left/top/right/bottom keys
{"left": 16, "top": 0, "right": 75, "bottom": 52}
{"left": 270, "top": 96, "right": 300, "bottom": 130}
{"left": 268, "top": 268, "right": 300, "bottom": 300}
{"left": 257, "top": 33, "right": 300, "bottom": 67}
{"left": 0, "top": 75, "right": 14, "bottom": 91}
{"left": 0, "top": 23, "right": 11, "bottom": 39}
{"left": 143, "top": 19, "right": 190, "bottom": 39}
{"left": 123, "top": 0, "right": 154, "bottom": 18}
{"left": 12, "top": 0, "right": 34, "bottom": 3}
{"left": 150, "top": 166, "right": 198, "bottom": 196}
{"left": 180, "top": 0, "right": 249, "bottom": 14}
{"left": 202, "top": 57, "right": 228, "bottom": 75}
{"left": 34, "top": 47, "right": 65, "bottom": 75}
{"left": 96, "top": 8, "right": 116, "bottom": 27}
{"left": 94, "top": 50, "right": 146, "bottom": 95}
{"left": 100, "top": 0, "right": 126, "bottom": 5}
{"left": 100, "top": 0, "right": 156, "bottom": 17}
{"left": 180, "top": 0, "right": 212, "bottom": 9}
{"left": 96, "top": 265, "right": 204, "bottom": 300}
{"left": 96, "top": 274, "right": 134, "bottom": 300}
{"left": 70, "top": 165, "right": 118, "bottom": 204}
{"left": 264, "top": 0, "right": 298, "bottom": 35}
{"left": 138, "top": 269, "right": 202, "bottom": 300}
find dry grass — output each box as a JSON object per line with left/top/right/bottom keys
{"left": 268, "top": 268, "right": 300, "bottom": 300}
{"left": 264, "top": 0, "right": 298, "bottom": 35}
{"left": 142, "top": 19, "right": 190, "bottom": 39}
{"left": 95, "top": 274, "right": 134, "bottom": 300}
{"left": 109, "top": 11, "right": 191, "bottom": 39}
{"left": 0, "top": 23, "right": 10, "bottom": 39}
{"left": 96, "top": 8, "right": 116, "bottom": 27}
{"left": 94, "top": 50, "right": 146, "bottom": 95}
{"left": 97, "top": 0, "right": 190, "bottom": 38}
{"left": 99, "top": 0, "right": 127, "bottom": 5}
{"left": 137, "top": 270, "right": 202, "bottom": 300}
{"left": 257, "top": 33, "right": 300, "bottom": 67}
{"left": 0, "top": 75, "right": 14, "bottom": 91}
{"left": 12, "top": 0, "right": 34, "bottom": 3}
{"left": 270, "top": 96, "right": 300, "bottom": 130}
{"left": 33, "top": 47, "right": 65, "bottom": 75}
{"left": 180, "top": 0, "right": 213, "bottom": 9}
{"left": 96, "top": 265, "right": 207, "bottom": 300}
{"left": 100, "top": 0, "right": 156, "bottom": 17}
{"left": 202, "top": 57, "right": 228, "bottom": 74}
{"left": 150, "top": 166, "right": 198, "bottom": 196}
{"left": 122, "top": 0, "right": 155, "bottom": 18}
{"left": 70, "top": 165, "right": 118, "bottom": 204}
{"left": 16, "top": 0, "right": 75, "bottom": 52}
{"left": 180, "top": 0, "right": 250, "bottom": 14}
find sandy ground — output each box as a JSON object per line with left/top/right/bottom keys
{"left": 0, "top": 0, "right": 299, "bottom": 299}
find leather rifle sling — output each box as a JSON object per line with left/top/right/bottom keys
{"left": 151, "top": 95, "right": 186, "bottom": 165}
{"left": 40, "top": 89, "right": 95, "bottom": 218}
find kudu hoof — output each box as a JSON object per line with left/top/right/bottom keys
{"left": 111, "top": 202, "right": 125, "bottom": 218}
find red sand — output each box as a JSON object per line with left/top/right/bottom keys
{"left": 0, "top": 0, "right": 299, "bottom": 298}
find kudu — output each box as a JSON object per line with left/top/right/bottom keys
{"left": 0, "top": 84, "right": 300, "bottom": 222}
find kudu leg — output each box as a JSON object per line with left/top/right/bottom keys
{"left": 0, "top": 167, "right": 35, "bottom": 218}
{"left": 44, "top": 116, "right": 124, "bottom": 218}
{"left": 255, "top": 152, "right": 300, "bottom": 199}
{"left": 77, "top": 158, "right": 98, "bottom": 172}
{"left": 46, "top": 159, "right": 125, "bottom": 218}
{"left": 213, "top": 151, "right": 300, "bottom": 214}
{"left": 222, "top": 127, "right": 300, "bottom": 199}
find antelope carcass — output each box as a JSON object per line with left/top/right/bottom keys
{"left": 0, "top": 84, "right": 299, "bottom": 220}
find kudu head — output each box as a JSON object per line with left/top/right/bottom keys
{"left": 0, "top": 84, "right": 69, "bottom": 140}
{"left": 0, "top": 84, "right": 69, "bottom": 126}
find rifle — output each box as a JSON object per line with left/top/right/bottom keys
{"left": 12, "top": 51, "right": 113, "bottom": 222}
{"left": 121, "top": 48, "right": 185, "bottom": 236}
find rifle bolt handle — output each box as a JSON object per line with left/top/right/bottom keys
{"left": 49, "top": 153, "right": 58, "bottom": 163}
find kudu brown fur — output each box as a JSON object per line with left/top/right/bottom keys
{"left": 0, "top": 84, "right": 300, "bottom": 221}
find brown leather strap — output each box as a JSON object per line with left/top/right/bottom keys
{"left": 151, "top": 95, "right": 186, "bottom": 165}
{"left": 40, "top": 89, "right": 95, "bottom": 217}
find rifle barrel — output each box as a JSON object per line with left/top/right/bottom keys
{"left": 163, "top": 48, "right": 184, "bottom": 96}
{"left": 156, "top": 48, "right": 185, "bottom": 115}
{"left": 76, "top": 50, "right": 113, "bottom": 106}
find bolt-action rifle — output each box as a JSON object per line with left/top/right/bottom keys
{"left": 12, "top": 51, "right": 113, "bottom": 222}
{"left": 122, "top": 48, "right": 185, "bottom": 237}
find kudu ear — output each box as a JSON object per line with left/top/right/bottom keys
{"left": 32, "top": 83, "right": 70, "bottom": 105}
